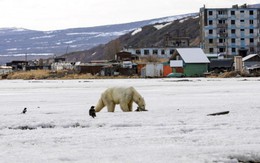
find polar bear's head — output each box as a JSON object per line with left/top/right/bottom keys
{"left": 137, "top": 97, "right": 146, "bottom": 110}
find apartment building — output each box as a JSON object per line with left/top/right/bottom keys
{"left": 200, "top": 4, "right": 260, "bottom": 57}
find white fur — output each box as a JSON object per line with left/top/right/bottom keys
{"left": 94, "top": 87, "right": 145, "bottom": 112}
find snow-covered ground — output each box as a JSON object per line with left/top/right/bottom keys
{"left": 0, "top": 78, "right": 260, "bottom": 163}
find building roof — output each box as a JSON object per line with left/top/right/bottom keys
{"left": 242, "top": 54, "right": 259, "bottom": 62}
{"left": 209, "top": 59, "right": 234, "bottom": 68}
{"left": 176, "top": 48, "right": 210, "bottom": 63}
{"left": 0, "top": 66, "right": 12, "bottom": 69}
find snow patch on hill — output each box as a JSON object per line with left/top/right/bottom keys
{"left": 154, "top": 22, "right": 172, "bottom": 30}
{"left": 131, "top": 28, "right": 142, "bottom": 35}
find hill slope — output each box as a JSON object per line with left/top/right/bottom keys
{"left": 63, "top": 14, "right": 200, "bottom": 62}
{"left": 0, "top": 13, "right": 195, "bottom": 64}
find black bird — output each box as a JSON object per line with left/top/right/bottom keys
{"left": 89, "top": 106, "right": 96, "bottom": 118}
{"left": 22, "top": 108, "right": 27, "bottom": 114}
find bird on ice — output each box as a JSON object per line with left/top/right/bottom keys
{"left": 22, "top": 108, "right": 27, "bottom": 114}
{"left": 89, "top": 106, "right": 96, "bottom": 118}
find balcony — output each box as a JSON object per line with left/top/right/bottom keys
{"left": 217, "top": 24, "right": 228, "bottom": 28}
{"left": 217, "top": 43, "right": 226, "bottom": 47}
{"left": 217, "top": 15, "right": 228, "bottom": 19}
{"left": 249, "top": 42, "right": 256, "bottom": 47}
{"left": 218, "top": 33, "right": 228, "bottom": 37}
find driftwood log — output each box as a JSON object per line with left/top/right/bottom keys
{"left": 207, "top": 111, "right": 229, "bottom": 116}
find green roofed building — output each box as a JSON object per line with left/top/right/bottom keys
{"left": 170, "top": 48, "right": 210, "bottom": 77}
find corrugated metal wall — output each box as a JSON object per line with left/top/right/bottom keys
{"left": 184, "top": 64, "right": 208, "bottom": 77}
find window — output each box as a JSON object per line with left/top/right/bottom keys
{"left": 231, "top": 29, "right": 236, "bottom": 34}
{"left": 144, "top": 50, "right": 149, "bottom": 55}
{"left": 241, "top": 38, "right": 245, "bottom": 41}
{"left": 231, "top": 10, "right": 235, "bottom": 15}
{"left": 249, "top": 10, "right": 254, "bottom": 15}
{"left": 209, "top": 29, "right": 213, "bottom": 34}
{"left": 240, "top": 29, "right": 245, "bottom": 32}
{"left": 250, "top": 38, "right": 254, "bottom": 43}
{"left": 232, "top": 48, "right": 236, "bottom": 53}
{"left": 152, "top": 50, "right": 158, "bottom": 55}
{"left": 231, "top": 20, "right": 235, "bottom": 25}
{"left": 219, "top": 38, "right": 225, "bottom": 43}
{"left": 218, "top": 20, "right": 226, "bottom": 24}
{"left": 240, "top": 10, "right": 244, "bottom": 13}
{"left": 209, "top": 48, "right": 214, "bottom": 53}
{"left": 209, "top": 20, "right": 213, "bottom": 25}
{"left": 218, "top": 10, "right": 223, "bottom": 15}
{"left": 209, "top": 39, "right": 213, "bottom": 44}
{"left": 208, "top": 11, "right": 213, "bottom": 16}
{"left": 250, "top": 29, "right": 254, "bottom": 34}
{"left": 161, "top": 50, "right": 165, "bottom": 55}
{"left": 231, "top": 38, "right": 236, "bottom": 43}
{"left": 240, "top": 20, "right": 245, "bottom": 23}
{"left": 219, "top": 48, "right": 226, "bottom": 53}
{"left": 136, "top": 50, "right": 141, "bottom": 54}
{"left": 250, "top": 20, "right": 254, "bottom": 24}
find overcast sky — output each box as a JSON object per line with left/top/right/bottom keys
{"left": 0, "top": 0, "right": 259, "bottom": 31}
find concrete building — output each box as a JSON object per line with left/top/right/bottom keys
{"left": 124, "top": 47, "right": 175, "bottom": 58}
{"left": 200, "top": 4, "right": 260, "bottom": 57}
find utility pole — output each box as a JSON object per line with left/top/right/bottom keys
{"left": 65, "top": 45, "right": 69, "bottom": 54}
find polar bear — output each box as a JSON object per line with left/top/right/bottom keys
{"left": 94, "top": 87, "right": 146, "bottom": 112}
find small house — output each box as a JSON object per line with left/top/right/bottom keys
{"left": 76, "top": 64, "right": 105, "bottom": 75}
{"left": 243, "top": 54, "right": 260, "bottom": 74}
{"left": 243, "top": 54, "right": 260, "bottom": 68}
{"left": 170, "top": 48, "right": 210, "bottom": 77}
{"left": 115, "top": 51, "right": 138, "bottom": 61}
{"left": 6, "top": 61, "right": 28, "bottom": 71}
{"left": 0, "top": 66, "right": 12, "bottom": 75}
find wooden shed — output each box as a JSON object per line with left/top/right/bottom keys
{"left": 243, "top": 54, "right": 260, "bottom": 67}
{"left": 76, "top": 64, "right": 103, "bottom": 75}
{"left": 115, "top": 51, "right": 139, "bottom": 61}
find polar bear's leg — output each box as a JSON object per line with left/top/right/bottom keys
{"left": 128, "top": 101, "right": 133, "bottom": 111}
{"left": 120, "top": 103, "right": 130, "bottom": 112}
{"left": 107, "top": 102, "right": 115, "bottom": 112}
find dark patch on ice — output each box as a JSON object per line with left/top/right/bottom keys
{"left": 180, "top": 128, "right": 194, "bottom": 134}
{"left": 96, "top": 123, "right": 106, "bottom": 128}
{"left": 28, "top": 81, "right": 44, "bottom": 83}
{"left": 9, "top": 124, "right": 55, "bottom": 130}
{"left": 44, "top": 112, "right": 59, "bottom": 115}
{"left": 240, "top": 79, "right": 249, "bottom": 81}
{"left": 111, "top": 124, "right": 142, "bottom": 127}
{"left": 83, "top": 80, "right": 93, "bottom": 82}
{"left": 9, "top": 126, "right": 36, "bottom": 130}
{"left": 40, "top": 124, "right": 56, "bottom": 129}
{"left": 62, "top": 122, "right": 89, "bottom": 128}
{"left": 229, "top": 154, "right": 260, "bottom": 163}
{"left": 7, "top": 122, "right": 91, "bottom": 130}
{"left": 214, "top": 123, "right": 229, "bottom": 127}
{"left": 178, "top": 120, "right": 186, "bottom": 125}
{"left": 164, "top": 79, "right": 192, "bottom": 82}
